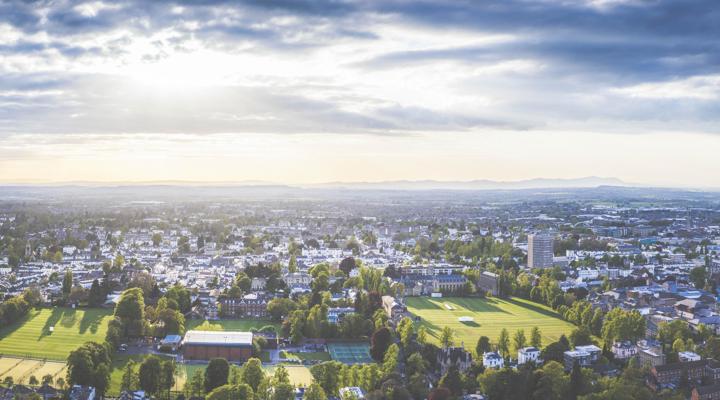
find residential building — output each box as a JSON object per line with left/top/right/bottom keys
{"left": 437, "top": 347, "right": 473, "bottom": 374}
{"left": 483, "top": 352, "right": 504, "bottom": 369}
{"left": 528, "top": 233, "right": 554, "bottom": 269}
{"left": 518, "top": 347, "right": 541, "bottom": 365}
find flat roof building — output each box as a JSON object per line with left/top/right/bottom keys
{"left": 183, "top": 330, "right": 253, "bottom": 361}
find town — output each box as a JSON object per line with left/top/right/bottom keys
{"left": 0, "top": 186, "right": 718, "bottom": 400}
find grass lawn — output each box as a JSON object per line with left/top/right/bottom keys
{"left": 406, "top": 297, "right": 575, "bottom": 356}
{"left": 187, "top": 319, "right": 279, "bottom": 332}
{"left": 0, "top": 307, "right": 113, "bottom": 360}
{"left": 279, "top": 351, "right": 331, "bottom": 362}
{"left": 265, "top": 365, "right": 314, "bottom": 387}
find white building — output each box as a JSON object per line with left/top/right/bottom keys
{"left": 611, "top": 341, "right": 637, "bottom": 360}
{"left": 518, "top": 347, "right": 541, "bottom": 365}
{"left": 679, "top": 351, "right": 702, "bottom": 362}
{"left": 483, "top": 351, "right": 504, "bottom": 369}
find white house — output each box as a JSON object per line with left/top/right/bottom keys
{"left": 483, "top": 351, "right": 504, "bottom": 369}
{"left": 611, "top": 341, "right": 637, "bottom": 360}
{"left": 679, "top": 351, "right": 702, "bottom": 362}
{"left": 518, "top": 347, "right": 541, "bottom": 365}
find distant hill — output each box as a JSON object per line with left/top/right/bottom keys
{"left": 308, "top": 176, "right": 629, "bottom": 190}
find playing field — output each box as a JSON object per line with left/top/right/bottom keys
{"left": 0, "top": 356, "right": 66, "bottom": 385}
{"left": 187, "top": 319, "right": 280, "bottom": 332}
{"left": 327, "top": 343, "right": 373, "bottom": 364}
{"left": 406, "top": 297, "right": 575, "bottom": 355}
{"left": 0, "top": 307, "right": 113, "bottom": 360}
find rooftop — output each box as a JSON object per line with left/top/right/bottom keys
{"left": 183, "top": 330, "right": 253, "bottom": 346}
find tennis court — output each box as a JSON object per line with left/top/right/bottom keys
{"left": 327, "top": 343, "right": 373, "bottom": 364}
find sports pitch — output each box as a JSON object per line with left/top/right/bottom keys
{"left": 0, "top": 307, "right": 113, "bottom": 360}
{"left": 406, "top": 297, "right": 575, "bottom": 355}
{"left": 186, "top": 319, "right": 280, "bottom": 332}
{"left": 327, "top": 343, "right": 373, "bottom": 364}
{"left": 0, "top": 356, "right": 66, "bottom": 385}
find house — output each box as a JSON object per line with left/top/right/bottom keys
{"left": 327, "top": 307, "right": 356, "bottom": 324}
{"left": 477, "top": 271, "right": 499, "bottom": 296}
{"left": 284, "top": 272, "right": 312, "bottom": 286}
{"left": 611, "top": 341, "right": 637, "bottom": 360}
{"left": 564, "top": 345, "right": 601, "bottom": 370}
{"left": 159, "top": 334, "right": 182, "bottom": 352}
{"left": 219, "top": 297, "right": 268, "bottom": 318}
{"left": 69, "top": 385, "right": 96, "bottom": 400}
{"left": 251, "top": 277, "right": 266, "bottom": 291}
{"left": 339, "top": 387, "right": 365, "bottom": 400}
{"left": 483, "top": 352, "right": 504, "bottom": 369}
{"left": 382, "top": 295, "right": 406, "bottom": 319}
{"left": 518, "top": 347, "right": 541, "bottom": 365}
{"left": 118, "top": 390, "right": 150, "bottom": 400}
{"left": 680, "top": 351, "right": 703, "bottom": 362}
{"left": 437, "top": 347, "right": 472, "bottom": 374}
{"left": 648, "top": 360, "right": 720, "bottom": 391}
{"left": 693, "top": 384, "right": 720, "bottom": 400}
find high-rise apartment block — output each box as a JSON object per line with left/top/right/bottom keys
{"left": 528, "top": 233, "right": 554, "bottom": 268}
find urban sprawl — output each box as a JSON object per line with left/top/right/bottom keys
{"left": 1, "top": 189, "right": 720, "bottom": 400}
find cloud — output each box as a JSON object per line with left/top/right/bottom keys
{"left": 0, "top": 0, "right": 717, "bottom": 141}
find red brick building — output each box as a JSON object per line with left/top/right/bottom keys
{"left": 183, "top": 330, "right": 253, "bottom": 362}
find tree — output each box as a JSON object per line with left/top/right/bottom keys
{"left": 121, "top": 359, "right": 139, "bottom": 391}
{"left": 498, "top": 328, "right": 510, "bottom": 356}
{"left": 570, "top": 326, "right": 593, "bottom": 347}
{"left": 397, "top": 317, "right": 414, "bottom": 348}
{"left": 339, "top": 257, "right": 356, "bottom": 276}
{"left": 304, "top": 383, "right": 328, "bottom": 400}
{"left": 62, "top": 269, "right": 73, "bottom": 297}
{"left": 440, "top": 326, "right": 454, "bottom": 348}
{"left": 530, "top": 327, "right": 542, "bottom": 349}
{"left": 242, "top": 358, "right": 265, "bottom": 391}
{"left": 28, "top": 375, "right": 38, "bottom": 386}
{"left": 406, "top": 353, "right": 427, "bottom": 376}
{"left": 274, "top": 383, "right": 294, "bottom": 400}
{"left": 370, "top": 327, "right": 392, "bottom": 361}
{"left": 382, "top": 344, "right": 399, "bottom": 376}
{"left": 184, "top": 370, "right": 205, "bottom": 398}
{"left": 439, "top": 366, "right": 463, "bottom": 396}
{"left": 513, "top": 329, "right": 527, "bottom": 353}
{"left": 476, "top": 336, "right": 491, "bottom": 356}
{"left": 267, "top": 298, "right": 298, "bottom": 321}
{"left": 311, "top": 362, "right": 343, "bottom": 396}
{"left": 417, "top": 326, "right": 427, "bottom": 345}
{"left": 139, "top": 356, "right": 162, "bottom": 395}
{"left": 160, "top": 360, "right": 176, "bottom": 398}
{"left": 152, "top": 233, "right": 162, "bottom": 247}
{"left": 205, "top": 358, "right": 230, "bottom": 393}
{"left": 114, "top": 288, "right": 146, "bottom": 337}
{"left": 206, "top": 384, "right": 254, "bottom": 400}
{"left": 568, "top": 361, "right": 583, "bottom": 400}
{"left": 88, "top": 279, "right": 106, "bottom": 307}
{"left": 41, "top": 374, "right": 54, "bottom": 386}
{"left": 66, "top": 342, "right": 111, "bottom": 397}
{"left": 690, "top": 266, "right": 707, "bottom": 289}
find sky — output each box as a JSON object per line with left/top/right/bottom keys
{"left": 0, "top": 0, "right": 719, "bottom": 187}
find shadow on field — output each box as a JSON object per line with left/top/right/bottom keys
{"left": 505, "top": 298, "right": 561, "bottom": 319}
{"left": 79, "top": 310, "right": 104, "bottom": 334}
{"left": 460, "top": 321, "right": 480, "bottom": 327}
{"left": 41, "top": 308, "right": 66, "bottom": 339}
{"left": 407, "top": 298, "right": 443, "bottom": 310}
{"left": 446, "top": 298, "right": 510, "bottom": 314}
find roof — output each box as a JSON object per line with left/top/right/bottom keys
{"left": 183, "top": 330, "right": 253, "bottom": 347}
{"left": 695, "top": 384, "right": 720, "bottom": 396}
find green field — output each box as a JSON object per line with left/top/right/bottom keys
{"left": 187, "top": 319, "right": 279, "bottom": 332}
{"left": 406, "top": 297, "right": 575, "bottom": 355}
{"left": 0, "top": 308, "right": 113, "bottom": 360}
